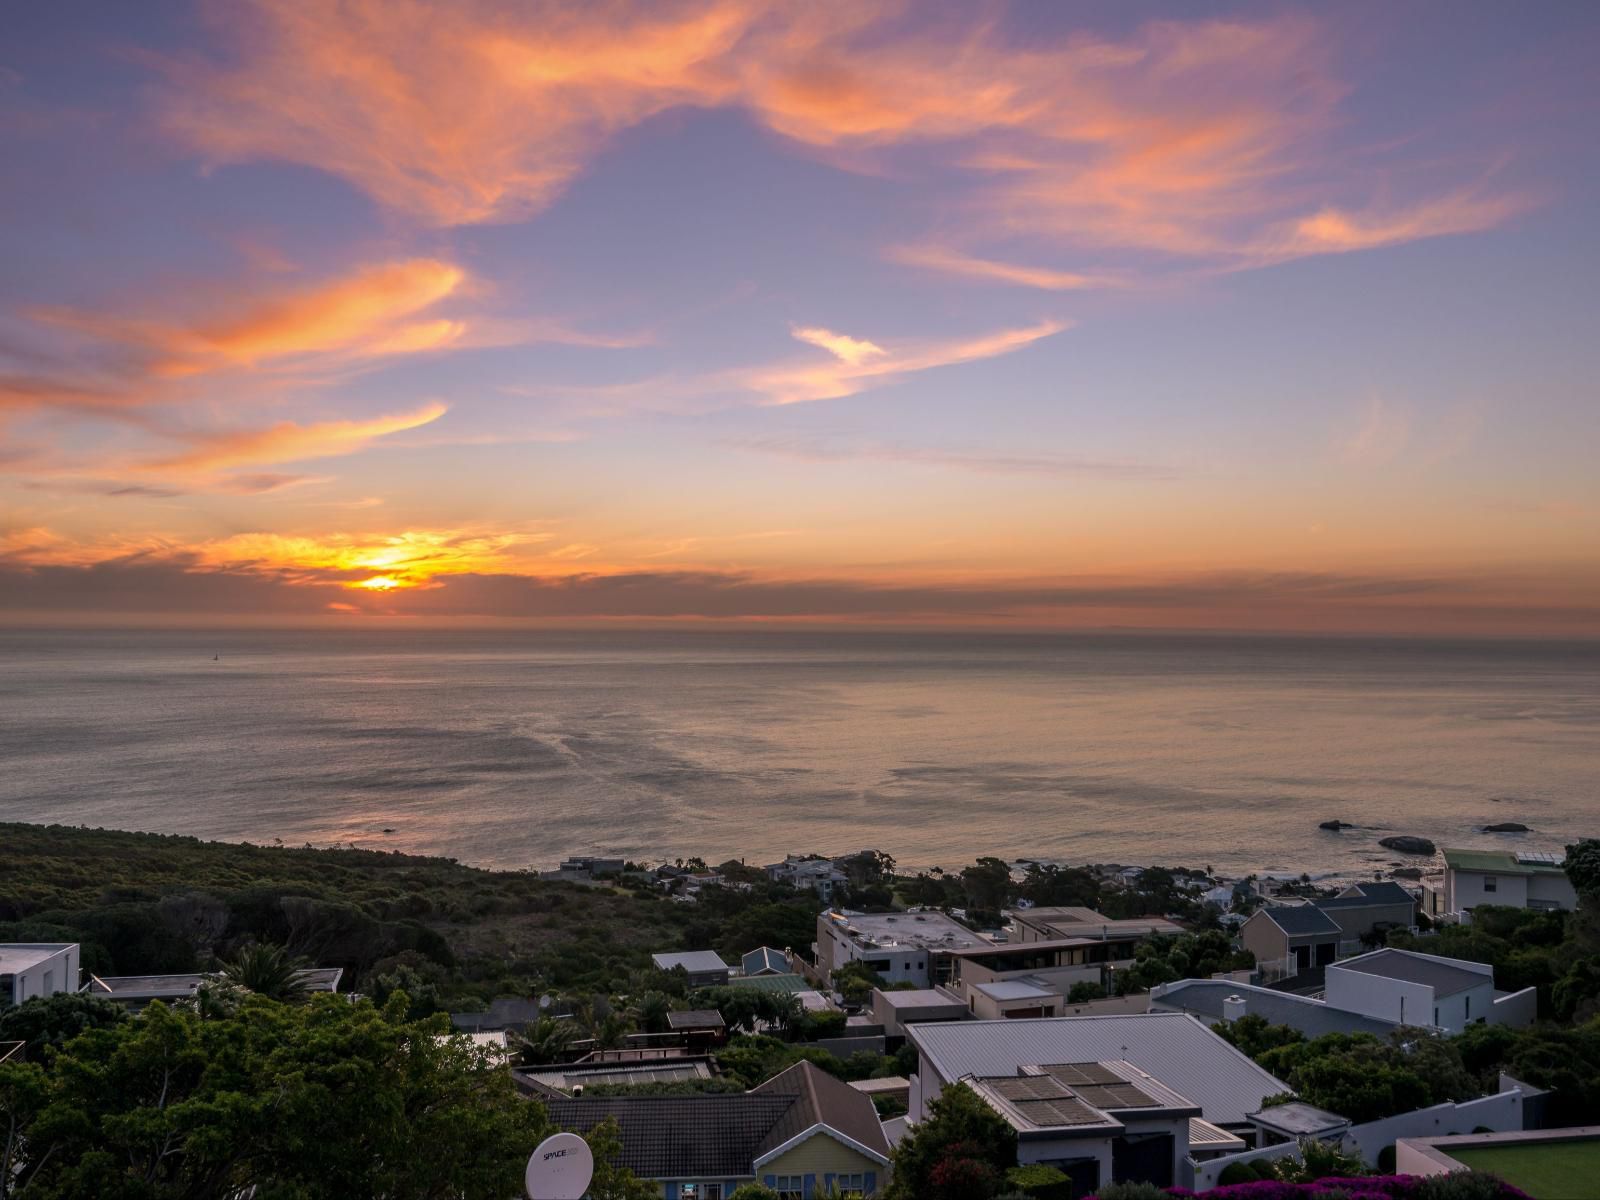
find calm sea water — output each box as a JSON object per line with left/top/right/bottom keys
{"left": 0, "top": 629, "right": 1595, "bottom": 876}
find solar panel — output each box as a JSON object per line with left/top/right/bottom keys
{"left": 1075, "top": 1082, "right": 1160, "bottom": 1109}
{"left": 1515, "top": 851, "right": 1561, "bottom": 866}
{"left": 986, "top": 1075, "right": 1073, "bottom": 1101}
{"left": 1043, "top": 1062, "right": 1122, "bottom": 1086}
{"left": 1012, "top": 1097, "right": 1106, "bottom": 1127}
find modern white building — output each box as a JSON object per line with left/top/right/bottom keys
{"left": 1323, "top": 948, "right": 1536, "bottom": 1033}
{"left": 1422, "top": 849, "right": 1577, "bottom": 921}
{"left": 815, "top": 910, "right": 987, "bottom": 988}
{"left": 0, "top": 943, "right": 80, "bottom": 1007}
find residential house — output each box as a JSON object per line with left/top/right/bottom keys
{"left": 652, "top": 951, "right": 732, "bottom": 989}
{"left": 945, "top": 937, "right": 1148, "bottom": 1009}
{"left": 767, "top": 856, "right": 850, "bottom": 901}
{"left": 1238, "top": 904, "right": 1342, "bottom": 976}
{"left": 0, "top": 943, "right": 79, "bottom": 1007}
{"left": 513, "top": 1056, "right": 716, "bottom": 1097}
{"left": 1422, "top": 849, "right": 1578, "bottom": 922}
{"left": 905, "top": 1012, "right": 1291, "bottom": 1134}
{"left": 741, "top": 947, "right": 790, "bottom": 977}
{"left": 545, "top": 1060, "right": 891, "bottom": 1198}
{"left": 815, "top": 910, "right": 987, "bottom": 989}
{"left": 1151, "top": 979, "right": 1406, "bottom": 1039}
{"left": 85, "top": 966, "right": 342, "bottom": 1008}
{"left": 1312, "top": 881, "right": 1418, "bottom": 950}
{"left": 451, "top": 997, "right": 547, "bottom": 1033}
{"left": 869, "top": 987, "right": 970, "bottom": 1039}
{"left": 964, "top": 1060, "right": 1216, "bottom": 1193}
{"left": 1324, "top": 947, "right": 1536, "bottom": 1033}
{"left": 666, "top": 1009, "right": 728, "bottom": 1047}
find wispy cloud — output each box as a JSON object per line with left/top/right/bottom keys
{"left": 145, "top": 3, "right": 1527, "bottom": 280}
{"left": 728, "top": 435, "right": 1174, "bottom": 480}
{"left": 1336, "top": 394, "right": 1411, "bottom": 467}
{"left": 140, "top": 401, "right": 448, "bottom": 475}
{"left": 886, "top": 245, "right": 1118, "bottom": 291}
{"left": 745, "top": 319, "right": 1068, "bottom": 405}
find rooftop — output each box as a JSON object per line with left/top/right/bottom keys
{"left": 975, "top": 980, "right": 1057, "bottom": 1002}
{"left": 0, "top": 944, "right": 74, "bottom": 973}
{"left": 514, "top": 1057, "right": 714, "bottom": 1095}
{"left": 727, "top": 972, "right": 812, "bottom": 995}
{"left": 651, "top": 950, "right": 730, "bottom": 974}
{"left": 1251, "top": 1100, "right": 1351, "bottom": 1138}
{"left": 752, "top": 1059, "right": 893, "bottom": 1163}
{"left": 907, "top": 1012, "right": 1289, "bottom": 1127}
{"left": 666, "top": 1009, "right": 726, "bottom": 1030}
{"left": 740, "top": 947, "right": 789, "bottom": 975}
{"left": 1443, "top": 848, "right": 1569, "bottom": 877}
{"left": 1254, "top": 904, "right": 1343, "bottom": 937}
{"left": 1190, "top": 1117, "right": 1248, "bottom": 1152}
{"left": 545, "top": 1093, "right": 799, "bottom": 1179}
{"left": 87, "top": 967, "right": 342, "bottom": 1000}
{"left": 1016, "top": 909, "right": 1187, "bottom": 939}
{"left": 823, "top": 909, "right": 987, "bottom": 954}
{"left": 872, "top": 987, "right": 967, "bottom": 1010}
{"left": 967, "top": 1060, "right": 1200, "bottom": 1136}
{"left": 1150, "top": 979, "right": 1400, "bottom": 1038}
{"left": 1331, "top": 948, "right": 1489, "bottom": 998}
{"left": 1318, "top": 881, "right": 1418, "bottom": 909}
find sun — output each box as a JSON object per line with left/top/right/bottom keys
{"left": 351, "top": 575, "right": 404, "bottom": 591}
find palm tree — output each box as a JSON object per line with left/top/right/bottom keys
{"left": 513, "top": 1016, "right": 575, "bottom": 1066}
{"left": 220, "top": 942, "right": 310, "bottom": 1003}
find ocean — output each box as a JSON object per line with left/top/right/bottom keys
{"left": 0, "top": 628, "right": 1594, "bottom": 878}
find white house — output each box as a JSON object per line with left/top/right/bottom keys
{"left": 1323, "top": 948, "right": 1536, "bottom": 1033}
{"left": 767, "top": 856, "right": 850, "bottom": 900}
{"left": 1423, "top": 849, "right": 1577, "bottom": 921}
{"left": 815, "top": 910, "right": 987, "bottom": 988}
{"left": 0, "top": 943, "right": 79, "bottom": 1007}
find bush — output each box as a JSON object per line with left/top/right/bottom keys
{"left": 1219, "top": 1161, "right": 1265, "bottom": 1186}
{"left": 1005, "top": 1162, "right": 1072, "bottom": 1199}
{"left": 1090, "top": 1183, "right": 1169, "bottom": 1200}
{"left": 1376, "top": 1144, "right": 1396, "bottom": 1173}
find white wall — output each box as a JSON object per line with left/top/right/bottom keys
{"left": 1324, "top": 966, "right": 1435, "bottom": 1028}
{"left": 0, "top": 945, "right": 78, "bottom": 1005}
{"left": 1451, "top": 870, "right": 1527, "bottom": 913}
{"left": 1528, "top": 874, "right": 1579, "bottom": 911}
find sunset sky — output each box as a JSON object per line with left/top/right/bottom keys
{"left": 2, "top": 1, "right": 1596, "bottom": 633}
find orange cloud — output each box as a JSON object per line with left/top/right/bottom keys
{"left": 38, "top": 259, "right": 468, "bottom": 377}
{"left": 746, "top": 319, "right": 1067, "bottom": 405}
{"left": 886, "top": 245, "right": 1115, "bottom": 291}
{"left": 1259, "top": 192, "right": 1532, "bottom": 260}
{"left": 146, "top": 3, "right": 1526, "bottom": 277}
{"left": 142, "top": 401, "right": 448, "bottom": 474}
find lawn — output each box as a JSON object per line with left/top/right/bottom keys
{"left": 1448, "top": 1140, "right": 1600, "bottom": 1200}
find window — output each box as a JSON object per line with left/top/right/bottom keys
{"left": 1483, "top": 876, "right": 1498, "bottom": 893}
{"left": 773, "top": 1175, "right": 804, "bottom": 1200}
{"left": 42, "top": 970, "right": 53, "bottom": 995}
{"left": 836, "top": 1172, "right": 867, "bottom": 1196}
{"left": 682, "top": 1186, "right": 721, "bottom": 1200}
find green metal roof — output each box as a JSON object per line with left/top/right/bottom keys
{"left": 725, "top": 972, "right": 813, "bottom": 994}
{"left": 1442, "top": 848, "right": 1567, "bottom": 876}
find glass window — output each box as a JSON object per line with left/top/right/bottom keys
{"left": 773, "top": 1175, "right": 804, "bottom": 1200}
{"left": 837, "top": 1172, "right": 866, "bottom": 1196}
{"left": 1484, "top": 876, "right": 1498, "bottom": 893}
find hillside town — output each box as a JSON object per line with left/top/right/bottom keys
{"left": 4, "top": 830, "right": 1598, "bottom": 1199}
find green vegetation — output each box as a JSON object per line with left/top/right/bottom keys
{"left": 0, "top": 990, "right": 653, "bottom": 1200}
{"left": 885, "top": 1082, "right": 1017, "bottom": 1200}
{"left": 1447, "top": 1142, "right": 1600, "bottom": 1200}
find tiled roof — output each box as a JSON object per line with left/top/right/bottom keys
{"left": 545, "top": 1094, "right": 798, "bottom": 1179}
{"left": 1331, "top": 948, "right": 1487, "bottom": 998}
{"left": 1317, "top": 882, "right": 1417, "bottom": 909}
{"left": 741, "top": 947, "right": 789, "bottom": 975}
{"left": 1256, "top": 905, "right": 1342, "bottom": 936}
{"left": 727, "top": 973, "right": 812, "bottom": 994}
{"left": 753, "top": 1060, "right": 892, "bottom": 1162}
{"left": 667, "top": 1009, "right": 726, "bottom": 1029}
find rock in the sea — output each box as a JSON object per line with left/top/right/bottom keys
{"left": 1390, "top": 866, "right": 1424, "bottom": 880}
{"left": 1481, "top": 822, "right": 1530, "bottom": 833}
{"left": 1319, "top": 820, "right": 1354, "bottom": 831}
{"left": 1379, "top": 835, "right": 1437, "bottom": 856}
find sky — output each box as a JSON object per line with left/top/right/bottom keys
{"left": 1, "top": 0, "right": 1596, "bottom": 634}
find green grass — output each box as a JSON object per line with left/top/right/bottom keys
{"left": 1449, "top": 1140, "right": 1600, "bottom": 1200}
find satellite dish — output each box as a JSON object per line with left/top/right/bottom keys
{"left": 525, "top": 1131, "right": 594, "bottom": 1200}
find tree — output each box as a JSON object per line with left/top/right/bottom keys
{"left": 221, "top": 941, "right": 310, "bottom": 1003}
{"left": 635, "top": 991, "right": 671, "bottom": 1034}
{"left": 831, "top": 961, "right": 886, "bottom": 1007}
{"left": 584, "top": 1115, "right": 658, "bottom": 1200}
{"left": 960, "top": 859, "right": 1015, "bottom": 914}
{"left": 888, "top": 1082, "right": 1017, "bottom": 1200}
{"left": 1565, "top": 839, "right": 1600, "bottom": 900}
{"left": 0, "top": 992, "right": 126, "bottom": 1061}
{"left": 11, "top": 993, "right": 551, "bottom": 1198}
{"left": 514, "top": 1016, "right": 576, "bottom": 1066}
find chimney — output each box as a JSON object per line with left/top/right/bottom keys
{"left": 1222, "top": 994, "right": 1248, "bottom": 1023}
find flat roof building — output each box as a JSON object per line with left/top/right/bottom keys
{"left": 1423, "top": 848, "right": 1577, "bottom": 922}
{"left": 816, "top": 910, "right": 987, "bottom": 988}
{"left": 0, "top": 944, "right": 78, "bottom": 1008}
{"left": 651, "top": 950, "right": 732, "bottom": 989}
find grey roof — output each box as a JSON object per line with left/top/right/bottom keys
{"left": 1150, "top": 979, "right": 1400, "bottom": 1038}
{"left": 1317, "top": 882, "right": 1417, "bottom": 910}
{"left": 667, "top": 1009, "right": 726, "bottom": 1030}
{"left": 741, "top": 947, "right": 789, "bottom": 975}
{"left": 652, "top": 950, "right": 730, "bottom": 974}
{"left": 1189, "top": 1118, "right": 1247, "bottom": 1150}
{"left": 1251, "top": 1101, "right": 1350, "bottom": 1136}
{"left": 88, "top": 967, "right": 341, "bottom": 1002}
{"left": 515, "top": 1058, "right": 713, "bottom": 1094}
{"left": 451, "top": 997, "right": 546, "bottom": 1031}
{"left": 1331, "top": 949, "right": 1487, "bottom": 998}
{"left": 975, "top": 980, "right": 1056, "bottom": 1002}
{"left": 874, "top": 988, "right": 966, "bottom": 1009}
{"left": 1256, "top": 905, "right": 1342, "bottom": 936}
{"left": 546, "top": 1093, "right": 797, "bottom": 1179}
{"left": 753, "top": 1060, "right": 893, "bottom": 1162}
{"left": 907, "top": 1012, "right": 1290, "bottom": 1127}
